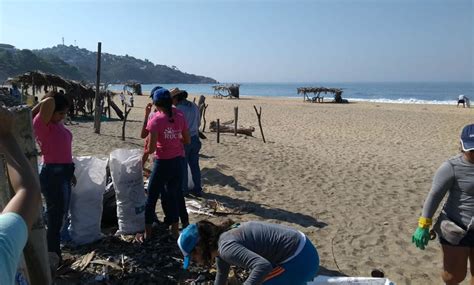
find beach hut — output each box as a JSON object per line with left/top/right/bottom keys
{"left": 5, "top": 71, "right": 98, "bottom": 116}
{"left": 123, "top": 81, "right": 142, "bottom": 95}
{"left": 212, "top": 84, "right": 240, "bottom": 99}
{"left": 297, "top": 87, "right": 347, "bottom": 103}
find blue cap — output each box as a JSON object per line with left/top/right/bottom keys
{"left": 151, "top": 87, "right": 170, "bottom": 103}
{"left": 177, "top": 224, "right": 199, "bottom": 270}
{"left": 149, "top": 86, "right": 163, "bottom": 98}
{"left": 461, "top": 124, "right": 474, "bottom": 151}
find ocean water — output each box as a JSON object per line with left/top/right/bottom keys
{"left": 109, "top": 82, "right": 473, "bottom": 105}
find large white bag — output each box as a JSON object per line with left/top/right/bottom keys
{"left": 109, "top": 149, "right": 146, "bottom": 235}
{"left": 70, "top": 156, "right": 108, "bottom": 245}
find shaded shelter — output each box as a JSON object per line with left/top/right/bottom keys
{"left": 212, "top": 84, "right": 240, "bottom": 99}
{"left": 297, "top": 87, "right": 347, "bottom": 103}
{"left": 5, "top": 71, "right": 99, "bottom": 116}
{"left": 123, "top": 81, "right": 142, "bottom": 95}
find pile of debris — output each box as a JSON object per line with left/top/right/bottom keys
{"left": 56, "top": 197, "right": 247, "bottom": 284}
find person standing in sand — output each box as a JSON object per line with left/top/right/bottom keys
{"left": 137, "top": 88, "right": 190, "bottom": 241}
{"left": 170, "top": 88, "right": 203, "bottom": 197}
{"left": 178, "top": 220, "right": 319, "bottom": 285}
{"left": 140, "top": 86, "right": 162, "bottom": 169}
{"left": 412, "top": 124, "right": 474, "bottom": 285}
{"left": 32, "top": 91, "right": 76, "bottom": 269}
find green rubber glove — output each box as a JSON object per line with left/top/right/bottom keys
{"left": 412, "top": 227, "right": 430, "bottom": 250}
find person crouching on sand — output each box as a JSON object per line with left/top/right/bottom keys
{"left": 178, "top": 220, "right": 320, "bottom": 285}
{"left": 412, "top": 124, "right": 474, "bottom": 285}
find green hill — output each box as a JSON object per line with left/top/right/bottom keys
{"left": 0, "top": 44, "right": 217, "bottom": 84}
{"left": 0, "top": 48, "right": 83, "bottom": 82}
{"left": 34, "top": 45, "right": 217, "bottom": 84}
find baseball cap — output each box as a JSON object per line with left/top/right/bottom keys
{"left": 151, "top": 88, "right": 170, "bottom": 103}
{"left": 460, "top": 124, "right": 474, "bottom": 151}
{"left": 177, "top": 224, "right": 199, "bottom": 270}
{"left": 149, "top": 86, "right": 163, "bottom": 98}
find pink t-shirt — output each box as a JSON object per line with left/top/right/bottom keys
{"left": 146, "top": 108, "right": 187, "bottom": 160}
{"left": 33, "top": 115, "right": 73, "bottom": 164}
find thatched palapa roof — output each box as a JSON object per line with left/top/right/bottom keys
{"left": 297, "top": 87, "right": 342, "bottom": 95}
{"left": 5, "top": 71, "right": 95, "bottom": 99}
{"left": 297, "top": 86, "right": 347, "bottom": 103}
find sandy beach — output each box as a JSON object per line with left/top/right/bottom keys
{"left": 67, "top": 93, "right": 473, "bottom": 285}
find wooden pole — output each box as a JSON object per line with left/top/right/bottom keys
{"left": 201, "top": 104, "right": 208, "bottom": 132}
{"left": 0, "top": 106, "right": 51, "bottom": 285}
{"left": 94, "top": 42, "right": 102, "bottom": 134}
{"left": 217, "top": 119, "right": 220, "bottom": 143}
{"left": 121, "top": 104, "right": 132, "bottom": 141}
{"left": 253, "top": 105, "right": 266, "bottom": 143}
{"left": 107, "top": 93, "right": 111, "bottom": 118}
{"left": 234, "top": 107, "right": 238, "bottom": 136}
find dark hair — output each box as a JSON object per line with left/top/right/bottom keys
{"left": 154, "top": 97, "right": 174, "bottom": 122}
{"left": 195, "top": 219, "right": 235, "bottom": 266}
{"left": 175, "top": 91, "right": 188, "bottom": 102}
{"left": 44, "top": 91, "right": 70, "bottom": 112}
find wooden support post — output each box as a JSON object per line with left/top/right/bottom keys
{"left": 234, "top": 107, "right": 238, "bottom": 136}
{"left": 107, "top": 93, "right": 111, "bottom": 118}
{"left": 217, "top": 119, "right": 220, "bottom": 143}
{"left": 201, "top": 104, "right": 208, "bottom": 132}
{"left": 0, "top": 106, "right": 51, "bottom": 285}
{"left": 93, "top": 42, "right": 102, "bottom": 134}
{"left": 253, "top": 105, "right": 266, "bottom": 143}
{"left": 122, "top": 104, "right": 132, "bottom": 141}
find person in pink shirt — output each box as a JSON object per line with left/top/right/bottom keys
{"left": 32, "top": 91, "right": 75, "bottom": 266}
{"left": 136, "top": 88, "right": 190, "bottom": 242}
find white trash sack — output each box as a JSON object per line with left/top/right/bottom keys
{"left": 70, "top": 156, "right": 108, "bottom": 245}
{"left": 109, "top": 149, "right": 146, "bottom": 235}
{"left": 309, "top": 275, "right": 395, "bottom": 285}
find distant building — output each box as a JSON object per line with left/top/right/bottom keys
{"left": 0, "top": 44, "right": 15, "bottom": 51}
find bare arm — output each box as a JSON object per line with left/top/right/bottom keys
{"left": 38, "top": 97, "right": 55, "bottom": 125}
{"left": 141, "top": 103, "right": 153, "bottom": 139}
{"left": 182, "top": 129, "right": 191, "bottom": 145}
{"left": 0, "top": 107, "right": 41, "bottom": 230}
{"left": 147, "top": 132, "right": 158, "bottom": 154}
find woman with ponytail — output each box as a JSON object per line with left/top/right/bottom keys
{"left": 137, "top": 88, "right": 190, "bottom": 241}
{"left": 32, "top": 91, "right": 75, "bottom": 267}
{"left": 178, "top": 220, "right": 320, "bottom": 285}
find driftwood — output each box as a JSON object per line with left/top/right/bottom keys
{"left": 253, "top": 106, "right": 266, "bottom": 143}
{"left": 210, "top": 120, "right": 255, "bottom": 136}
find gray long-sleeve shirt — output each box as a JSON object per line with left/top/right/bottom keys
{"left": 214, "top": 221, "right": 302, "bottom": 285}
{"left": 422, "top": 154, "right": 474, "bottom": 229}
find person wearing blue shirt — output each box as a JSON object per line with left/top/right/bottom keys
{"left": 170, "top": 88, "right": 203, "bottom": 197}
{"left": 0, "top": 106, "right": 42, "bottom": 285}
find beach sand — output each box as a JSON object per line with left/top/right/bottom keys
{"left": 68, "top": 94, "right": 473, "bottom": 285}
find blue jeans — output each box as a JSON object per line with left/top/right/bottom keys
{"left": 40, "top": 163, "right": 74, "bottom": 256}
{"left": 183, "top": 135, "right": 202, "bottom": 194}
{"left": 146, "top": 157, "right": 188, "bottom": 226}
{"left": 264, "top": 238, "right": 319, "bottom": 285}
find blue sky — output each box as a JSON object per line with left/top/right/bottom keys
{"left": 0, "top": 0, "right": 472, "bottom": 82}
